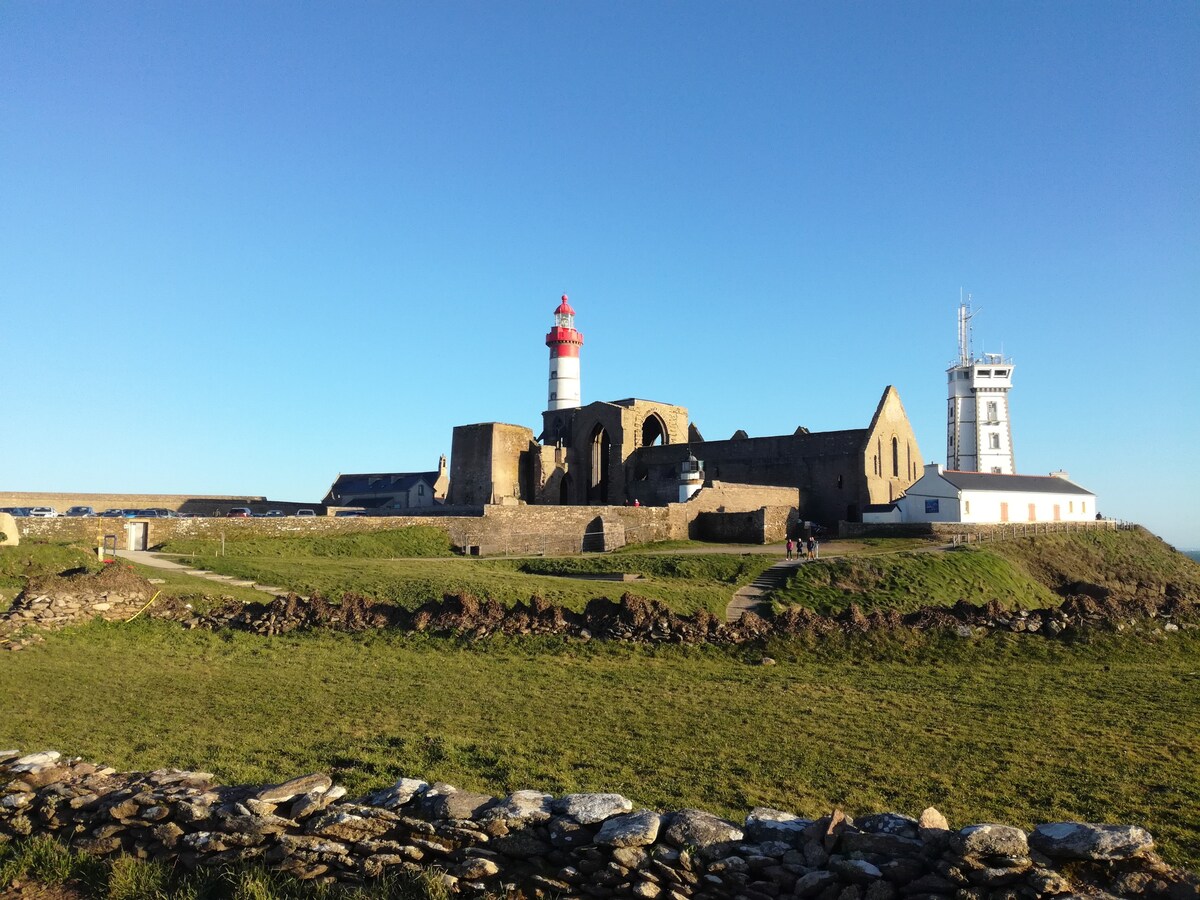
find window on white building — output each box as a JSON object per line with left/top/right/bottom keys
{"left": 988, "top": 433, "right": 1000, "bottom": 449}
{"left": 986, "top": 401, "right": 998, "bottom": 423}
{"left": 991, "top": 467, "right": 1002, "bottom": 473}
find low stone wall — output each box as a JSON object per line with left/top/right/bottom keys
{"left": 0, "top": 492, "right": 286, "bottom": 517}
{"left": 4, "top": 565, "right": 1196, "bottom": 652}
{"left": 7, "top": 481, "right": 803, "bottom": 553}
{"left": 1, "top": 751, "right": 1193, "bottom": 899}
{"left": 838, "top": 521, "right": 1121, "bottom": 540}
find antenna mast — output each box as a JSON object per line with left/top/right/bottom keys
{"left": 957, "top": 293, "right": 976, "bottom": 367}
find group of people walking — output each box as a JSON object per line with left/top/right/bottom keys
{"left": 785, "top": 535, "right": 818, "bottom": 561}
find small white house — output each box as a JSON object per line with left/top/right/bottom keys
{"left": 898, "top": 463, "right": 1097, "bottom": 525}
{"left": 862, "top": 503, "right": 902, "bottom": 524}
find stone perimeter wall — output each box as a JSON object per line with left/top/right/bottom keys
{"left": 1, "top": 750, "right": 1194, "bottom": 900}
{"left": 10, "top": 483, "right": 800, "bottom": 552}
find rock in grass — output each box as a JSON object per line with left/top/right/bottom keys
{"left": 1029, "top": 823, "right": 1155, "bottom": 860}
{"left": 361, "top": 777, "right": 429, "bottom": 810}
{"left": 596, "top": 809, "right": 662, "bottom": 847}
{"left": 918, "top": 806, "right": 950, "bottom": 842}
{"left": 255, "top": 773, "right": 332, "bottom": 803}
{"left": 662, "top": 808, "right": 744, "bottom": 850}
{"left": 480, "top": 789, "right": 554, "bottom": 825}
{"left": 9, "top": 750, "right": 61, "bottom": 772}
{"left": 556, "top": 792, "right": 633, "bottom": 825}
{"left": 951, "top": 823, "right": 1029, "bottom": 859}
{"left": 744, "top": 807, "right": 809, "bottom": 844}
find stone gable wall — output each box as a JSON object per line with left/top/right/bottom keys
{"left": 1, "top": 751, "right": 1192, "bottom": 899}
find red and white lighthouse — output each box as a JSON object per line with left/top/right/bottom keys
{"left": 545, "top": 295, "right": 584, "bottom": 411}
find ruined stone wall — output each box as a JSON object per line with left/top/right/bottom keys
{"left": 14, "top": 505, "right": 679, "bottom": 554}
{"left": 447, "top": 423, "right": 535, "bottom": 506}
{"left": 1, "top": 751, "right": 1192, "bottom": 900}
{"left": 14, "top": 514, "right": 474, "bottom": 551}
{"left": 692, "top": 509, "right": 789, "bottom": 544}
{"left": 859, "top": 387, "right": 924, "bottom": 508}
{"left": 632, "top": 433, "right": 865, "bottom": 527}
{"left": 13, "top": 484, "right": 799, "bottom": 553}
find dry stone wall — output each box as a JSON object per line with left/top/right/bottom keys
{"left": 0, "top": 750, "right": 1193, "bottom": 899}
{"left": 3, "top": 564, "right": 1197, "bottom": 652}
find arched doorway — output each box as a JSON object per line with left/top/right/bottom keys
{"left": 588, "top": 423, "right": 611, "bottom": 504}
{"left": 559, "top": 473, "right": 571, "bottom": 506}
{"left": 641, "top": 414, "right": 667, "bottom": 447}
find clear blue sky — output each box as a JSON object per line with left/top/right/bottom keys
{"left": 3, "top": 2, "right": 1197, "bottom": 548}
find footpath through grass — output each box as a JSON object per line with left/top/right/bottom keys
{"left": 1, "top": 621, "right": 1197, "bottom": 869}
{"left": 154, "top": 529, "right": 777, "bottom": 616}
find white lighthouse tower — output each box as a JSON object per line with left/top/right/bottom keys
{"left": 545, "top": 295, "right": 584, "bottom": 411}
{"left": 946, "top": 300, "right": 1016, "bottom": 474}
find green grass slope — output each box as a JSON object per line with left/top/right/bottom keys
{"left": 0, "top": 623, "right": 1197, "bottom": 868}
{"left": 144, "top": 554, "right": 760, "bottom": 616}
{"left": 774, "top": 528, "right": 1200, "bottom": 614}
{"left": 987, "top": 526, "right": 1200, "bottom": 601}
{"left": 773, "top": 546, "right": 1058, "bottom": 613}
{"left": 159, "top": 526, "right": 453, "bottom": 559}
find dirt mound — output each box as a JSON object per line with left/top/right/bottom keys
{"left": 22, "top": 561, "right": 154, "bottom": 601}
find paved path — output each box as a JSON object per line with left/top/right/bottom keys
{"left": 115, "top": 550, "right": 288, "bottom": 598}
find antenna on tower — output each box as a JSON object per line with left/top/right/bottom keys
{"left": 957, "top": 293, "right": 977, "bottom": 367}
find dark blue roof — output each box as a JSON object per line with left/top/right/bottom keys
{"left": 323, "top": 471, "right": 438, "bottom": 503}
{"left": 939, "top": 470, "right": 1093, "bottom": 495}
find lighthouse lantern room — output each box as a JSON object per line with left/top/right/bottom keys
{"left": 545, "top": 295, "right": 584, "bottom": 412}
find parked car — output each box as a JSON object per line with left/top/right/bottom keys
{"left": 28, "top": 507, "right": 59, "bottom": 518}
{"left": 294, "top": 509, "right": 316, "bottom": 517}
{"left": 98, "top": 509, "right": 126, "bottom": 518}
{"left": 334, "top": 510, "right": 367, "bottom": 517}
{"left": 263, "top": 509, "right": 284, "bottom": 518}
{"left": 64, "top": 506, "right": 96, "bottom": 517}
{"left": 226, "top": 508, "right": 252, "bottom": 518}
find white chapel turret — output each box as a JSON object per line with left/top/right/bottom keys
{"left": 545, "top": 295, "right": 584, "bottom": 411}
{"left": 946, "top": 299, "right": 1016, "bottom": 474}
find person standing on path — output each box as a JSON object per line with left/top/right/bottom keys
{"left": 806, "top": 535, "right": 817, "bottom": 560}
{"left": 785, "top": 538, "right": 794, "bottom": 560}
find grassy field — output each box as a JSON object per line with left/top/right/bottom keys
{"left": 1, "top": 620, "right": 1197, "bottom": 869}
{"left": 772, "top": 545, "right": 1060, "bottom": 613}
{"left": 3, "top": 530, "right": 1199, "bottom": 882}
{"left": 772, "top": 528, "right": 1200, "bottom": 615}
{"left": 151, "top": 533, "right": 779, "bottom": 616}
{"left": 158, "top": 526, "right": 454, "bottom": 560}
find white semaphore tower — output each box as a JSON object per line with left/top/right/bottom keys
{"left": 946, "top": 299, "right": 1016, "bottom": 474}
{"left": 545, "top": 295, "right": 584, "bottom": 411}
